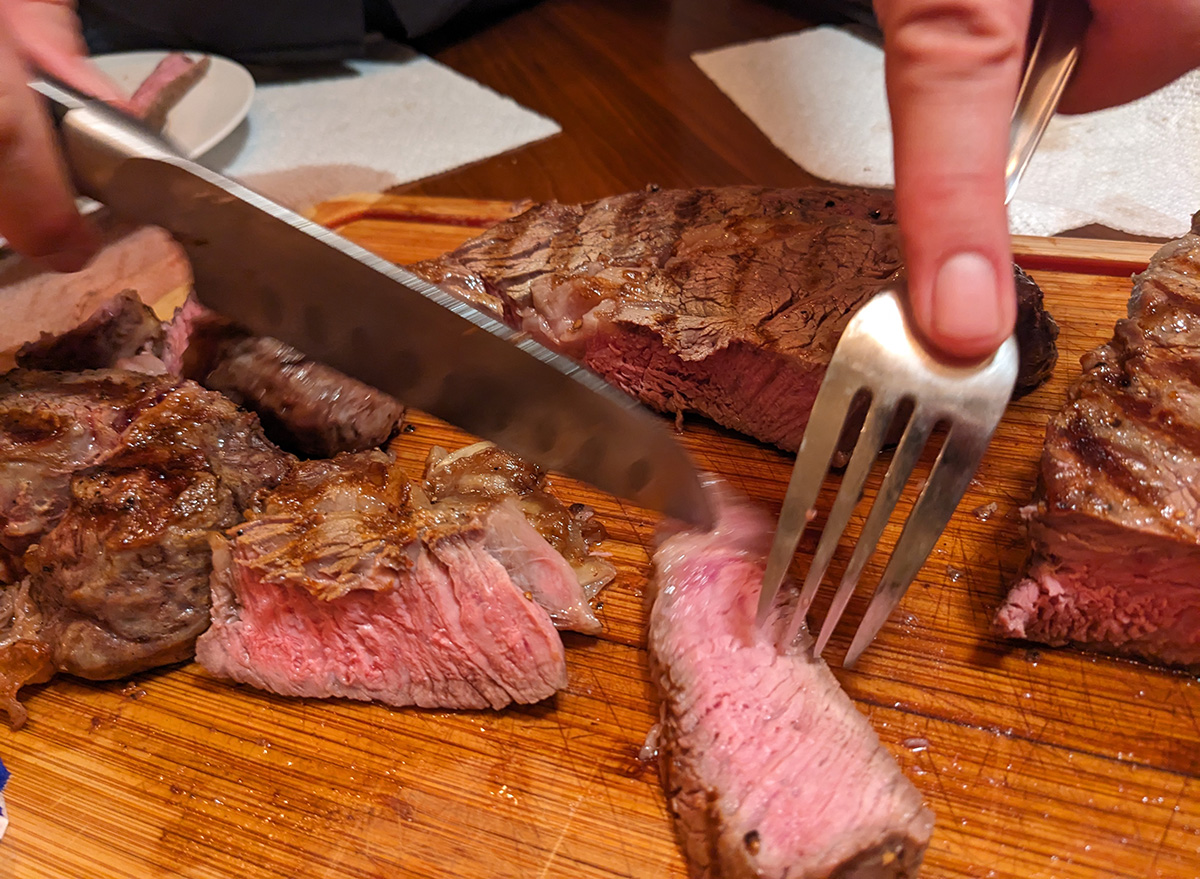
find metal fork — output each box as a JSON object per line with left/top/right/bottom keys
{"left": 757, "top": 0, "right": 1091, "bottom": 667}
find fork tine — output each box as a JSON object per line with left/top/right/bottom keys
{"left": 757, "top": 375, "right": 859, "bottom": 625}
{"left": 842, "top": 420, "right": 995, "bottom": 668}
{"left": 811, "top": 409, "right": 935, "bottom": 655}
{"left": 780, "top": 392, "right": 901, "bottom": 646}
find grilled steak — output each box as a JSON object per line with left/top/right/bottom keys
{"left": 997, "top": 213, "right": 1200, "bottom": 668}
{"left": 650, "top": 484, "right": 933, "bottom": 879}
{"left": 16, "top": 290, "right": 165, "bottom": 373}
{"left": 128, "top": 53, "right": 212, "bottom": 130}
{"left": 0, "top": 372, "right": 292, "bottom": 727}
{"left": 411, "top": 186, "right": 1058, "bottom": 452}
{"left": 196, "top": 451, "right": 568, "bottom": 709}
{"left": 165, "top": 297, "right": 406, "bottom": 458}
{"left": 0, "top": 369, "right": 179, "bottom": 579}
{"left": 16, "top": 289, "right": 406, "bottom": 459}
{"left": 423, "top": 441, "right": 615, "bottom": 633}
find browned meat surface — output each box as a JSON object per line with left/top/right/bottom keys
{"left": 650, "top": 485, "right": 933, "bottom": 878}
{"left": 204, "top": 335, "right": 405, "bottom": 458}
{"left": 164, "top": 296, "right": 405, "bottom": 458}
{"left": 128, "top": 53, "right": 212, "bottom": 130}
{"left": 0, "top": 223, "right": 190, "bottom": 374}
{"left": 0, "top": 373, "right": 292, "bottom": 727}
{"left": 16, "top": 290, "right": 165, "bottom": 373}
{"left": 0, "top": 369, "right": 178, "bottom": 579}
{"left": 997, "top": 213, "right": 1200, "bottom": 668}
{"left": 196, "top": 451, "right": 569, "bottom": 710}
{"left": 411, "top": 186, "right": 1058, "bottom": 452}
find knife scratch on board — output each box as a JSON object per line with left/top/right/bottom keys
{"left": 533, "top": 793, "right": 584, "bottom": 879}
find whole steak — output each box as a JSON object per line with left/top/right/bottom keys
{"left": 997, "top": 212, "right": 1200, "bottom": 668}
{"left": 650, "top": 484, "right": 933, "bottom": 878}
{"left": 412, "top": 186, "right": 1058, "bottom": 451}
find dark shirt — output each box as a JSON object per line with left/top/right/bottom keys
{"left": 79, "top": 0, "right": 529, "bottom": 63}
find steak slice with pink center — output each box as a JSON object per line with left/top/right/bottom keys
{"left": 196, "top": 451, "right": 568, "bottom": 709}
{"left": 650, "top": 485, "right": 933, "bottom": 878}
{"left": 997, "top": 212, "right": 1200, "bottom": 667}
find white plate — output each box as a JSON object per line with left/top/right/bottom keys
{"left": 92, "top": 50, "right": 255, "bottom": 159}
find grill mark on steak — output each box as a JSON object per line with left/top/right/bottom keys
{"left": 997, "top": 212, "right": 1200, "bottom": 668}
{"left": 0, "top": 372, "right": 292, "bottom": 726}
{"left": 410, "top": 186, "right": 1058, "bottom": 453}
{"left": 1060, "top": 414, "right": 1151, "bottom": 509}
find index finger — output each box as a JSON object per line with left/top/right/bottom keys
{"left": 875, "top": 0, "right": 1030, "bottom": 361}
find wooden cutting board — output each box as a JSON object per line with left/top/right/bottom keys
{"left": 4, "top": 195, "right": 1197, "bottom": 879}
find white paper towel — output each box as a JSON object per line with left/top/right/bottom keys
{"left": 694, "top": 27, "right": 1200, "bottom": 238}
{"left": 204, "top": 42, "right": 560, "bottom": 210}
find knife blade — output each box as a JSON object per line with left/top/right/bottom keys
{"left": 31, "top": 77, "right": 713, "bottom": 530}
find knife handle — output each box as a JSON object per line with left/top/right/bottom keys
{"left": 30, "top": 74, "right": 185, "bottom": 205}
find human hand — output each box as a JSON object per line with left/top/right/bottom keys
{"left": 874, "top": 0, "right": 1200, "bottom": 361}
{"left": 0, "top": 0, "right": 126, "bottom": 271}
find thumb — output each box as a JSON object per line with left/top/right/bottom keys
{"left": 875, "top": 0, "right": 1029, "bottom": 361}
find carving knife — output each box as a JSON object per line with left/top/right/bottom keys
{"left": 31, "top": 77, "right": 713, "bottom": 529}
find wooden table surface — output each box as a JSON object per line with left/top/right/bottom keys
{"left": 5, "top": 2, "right": 1199, "bottom": 876}
{"left": 401, "top": 0, "right": 828, "bottom": 202}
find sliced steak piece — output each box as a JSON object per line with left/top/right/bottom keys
{"left": 15, "top": 290, "right": 165, "bottom": 372}
{"left": 996, "top": 213, "right": 1200, "bottom": 668}
{"left": 204, "top": 336, "right": 405, "bottom": 458}
{"left": 0, "top": 369, "right": 179, "bottom": 578}
{"left": 196, "top": 451, "right": 568, "bottom": 710}
{"left": 650, "top": 484, "right": 933, "bottom": 878}
{"left": 0, "top": 222, "right": 190, "bottom": 374}
{"left": 411, "top": 186, "right": 1058, "bottom": 452}
{"left": 422, "top": 441, "right": 615, "bottom": 633}
{"left": 162, "top": 296, "right": 405, "bottom": 458}
{"left": 0, "top": 375, "right": 292, "bottom": 727}
{"left": 128, "top": 53, "right": 212, "bottom": 131}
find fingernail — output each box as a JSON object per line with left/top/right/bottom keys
{"left": 930, "top": 252, "right": 1002, "bottom": 349}
{"left": 44, "top": 222, "right": 100, "bottom": 274}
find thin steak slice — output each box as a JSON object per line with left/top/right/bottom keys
{"left": 128, "top": 53, "right": 212, "bottom": 131}
{"left": 0, "top": 374, "right": 292, "bottom": 727}
{"left": 996, "top": 213, "right": 1200, "bottom": 668}
{"left": 196, "top": 450, "right": 568, "bottom": 710}
{"left": 650, "top": 485, "right": 933, "bottom": 878}
{"left": 164, "top": 296, "right": 406, "bottom": 458}
{"left": 411, "top": 186, "right": 1058, "bottom": 452}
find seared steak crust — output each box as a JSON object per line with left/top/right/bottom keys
{"left": 0, "top": 372, "right": 292, "bottom": 726}
{"left": 650, "top": 485, "right": 933, "bottom": 878}
{"left": 15, "top": 290, "right": 164, "bottom": 373}
{"left": 997, "top": 213, "right": 1200, "bottom": 667}
{"left": 412, "top": 186, "right": 1058, "bottom": 450}
{"left": 164, "top": 297, "right": 405, "bottom": 459}
{"left": 204, "top": 335, "right": 405, "bottom": 459}
{"left": 0, "top": 369, "right": 179, "bottom": 579}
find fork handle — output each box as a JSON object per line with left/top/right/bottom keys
{"left": 1005, "top": 0, "right": 1091, "bottom": 206}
